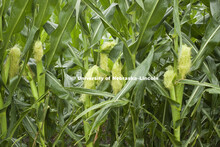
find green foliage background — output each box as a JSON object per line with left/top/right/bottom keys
{"left": 0, "top": 0, "right": 220, "bottom": 146}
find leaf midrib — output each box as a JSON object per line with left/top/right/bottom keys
{"left": 36, "top": 0, "right": 49, "bottom": 28}
{"left": 47, "top": 7, "right": 75, "bottom": 67}
{"left": 133, "top": 0, "right": 159, "bottom": 53}
{"left": 3, "top": 0, "right": 30, "bottom": 55}
{"left": 92, "top": 4, "right": 115, "bottom": 44}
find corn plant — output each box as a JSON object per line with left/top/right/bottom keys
{"left": 0, "top": 0, "right": 220, "bottom": 147}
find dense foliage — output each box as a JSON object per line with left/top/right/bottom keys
{"left": 0, "top": 0, "right": 220, "bottom": 146}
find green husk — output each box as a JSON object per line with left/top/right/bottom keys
{"left": 178, "top": 45, "right": 191, "bottom": 79}
{"left": 100, "top": 41, "right": 116, "bottom": 72}
{"left": 82, "top": 65, "right": 101, "bottom": 147}
{"left": 111, "top": 60, "right": 124, "bottom": 94}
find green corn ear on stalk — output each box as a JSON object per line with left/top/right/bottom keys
{"left": 33, "top": 40, "right": 43, "bottom": 62}
{"left": 164, "top": 66, "right": 176, "bottom": 89}
{"left": 100, "top": 42, "right": 116, "bottom": 72}
{"left": 100, "top": 54, "right": 110, "bottom": 72}
{"left": 80, "top": 65, "right": 101, "bottom": 102}
{"left": 84, "top": 65, "right": 101, "bottom": 89}
{"left": 81, "top": 65, "right": 101, "bottom": 147}
{"left": 178, "top": 45, "right": 191, "bottom": 79}
{"left": 101, "top": 41, "right": 116, "bottom": 51}
{"left": 111, "top": 60, "right": 124, "bottom": 94}
{"left": 9, "top": 45, "right": 21, "bottom": 78}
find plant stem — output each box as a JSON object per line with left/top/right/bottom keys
{"left": 176, "top": 83, "right": 184, "bottom": 108}
{"left": 169, "top": 86, "right": 180, "bottom": 142}
{"left": 171, "top": 105, "right": 180, "bottom": 142}
{"left": 83, "top": 94, "right": 93, "bottom": 147}
{"left": 27, "top": 66, "right": 45, "bottom": 146}
{"left": 36, "top": 60, "right": 46, "bottom": 147}
{"left": 27, "top": 66, "right": 38, "bottom": 101}
{"left": 37, "top": 60, "right": 45, "bottom": 100}
{"left": 172, "top": 0, "right": 182, "bottom": 143}
{"left": 174, "top": 83, "right": 184, "bottom": 143}
{"left": 0, "top": 93, "right": 7, "bottom": 139}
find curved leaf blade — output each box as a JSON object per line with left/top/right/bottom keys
{"left": 46, "top": 1, "right": 77, "bottom": 67}
{"left": 192, "top": 20, "right": 220, "bottom": 70}
{"left": 115, "top": 48, "right": 154, "bottom": 100}
{"left": 65, "top": 87, "right": 115, "bottom": 97}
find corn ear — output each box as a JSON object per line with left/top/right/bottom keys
{"left": 101, "top": 41, "right": 116, "bottom": 51}
{"left": 178, "top": 45, "right": 191, "bottom": 79}
{"left": 9, "top": 45, "right": 21, "bottom": 78}
{"left": 33, "top": 40, "right": 43, "bottom": 62}
{"left": 100, "top": 41, "right": 116, "bottom": 72}
{"left": 111, "top": 60, "right": 124, "bottom": 94}
{"left": 164, "top": 66, "right": 176, "bottom": 89}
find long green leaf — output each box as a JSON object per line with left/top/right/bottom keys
{"left": 35, "top": 0, "right": 58, "bottom": 28}
{"left": 132, "top": 0, "right": 160, "bottom": 53}
{"left": 205, "top": 88, "right": 220, "bottom": 94}
{"left": 75, "top": 0, "right": 81, "bottom": 24}
{"left": 148, "top": 72, "right": 169, "bottom": 98}
{"left": 46, "top": 1, "right": 77, "bottom": 67}
{"left": 91, "top": 3, "right": 117, "bottom": 45}
{"left": 46, "top": 71, "right": 70, "bottom": 100}
{"left": 131, "top": 0, "right": 168, "bottom": 54}
{"left": 183, "top": 130, "right": 197, "bottom": 147}
{"left": 22, "top": 116, "right": 40, "bottom": 143}
{"left": 181, "top": 76, "right": 207, "bottom": 118}
{"left": 135, "top": 62, "right": 169, "bottom": 98}
{"left": 65, "top": 87, "right": 114, "bottom": 97}
{"left": 192, "top": 19, "right": 220, "bottom": 70}
{"left": 67, "top": 44, "right": 83, "bottom": 67}
{"left": 210, "top": 0, "right": 220, "bottom": 22}
{"left": 173, "top": 0, "right": 182, "bottom": 48}
{"left": 202, "top": 109, "right": 220, "bottom": 137}
{"left": 179, "top": 79, "right": 220, "bottom": 91}
{"left": 136, "top": 0, "right": 145, "bottom": 10}
{"left": 114, "top": 48, "right": 154, "bottom": 100}
{"left": 0, "top": 0, "right": 30, "bottom": 63}
{"left": 0, "top": 0, "right": 5, "bottom": 41}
